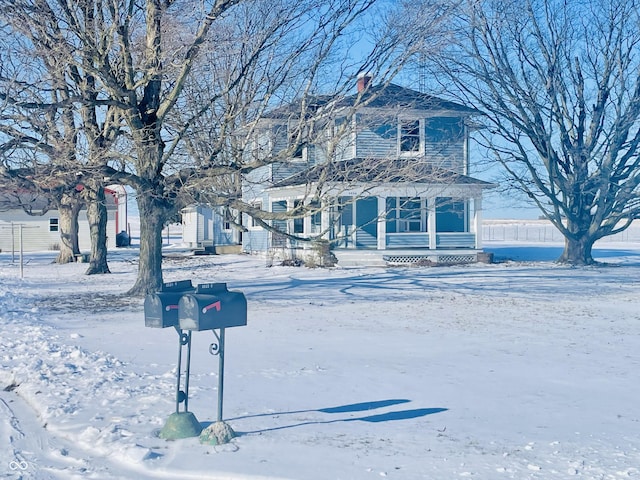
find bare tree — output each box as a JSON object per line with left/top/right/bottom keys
{"left": 0, "top": 2, "right": 121, "bottom": 270}
{"left": 173, "top": 1, "right": 449, "bottom": 246}
{"left": 426, "top": 0, "right": 640, "bottom": 264}
{"left": 0, "top": 33, "right": 85, "bottom": 264}
{"left": 2, "top": 0, "right": 433, "bottom": 293}
{"left": 20, "top": 0, "right": 417, "bottom": 295}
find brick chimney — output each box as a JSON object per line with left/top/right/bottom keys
{"left": 357, "top": 73, "right": 372, "bottom": 93}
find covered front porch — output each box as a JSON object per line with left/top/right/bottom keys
{"left": 326, "top": 189, "right": 485, "bottom": 252}
{"left": 264, "top": 181, "right": 491, "bottom": 265}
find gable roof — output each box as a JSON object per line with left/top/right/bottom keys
{"left": 269, "top": 158, "right": 494, "bottom": 189}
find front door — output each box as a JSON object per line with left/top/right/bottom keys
{"left": 355, "top": 197, "right": 378, "bottom": 249}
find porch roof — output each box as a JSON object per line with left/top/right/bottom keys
{"left": 268, "top": 157, "right": 495, "bottom": 189}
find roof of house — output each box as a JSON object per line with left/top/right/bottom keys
{"left": 269, "top": 158, "right": 494, "bottom": 189}
{"left": 0, "top": 191, "right": 52, "bottom": 213}
{"left": 343, "top": 83, "right": 478, "bottom": 113}
{"left": 0, "top": 185, "right": 120, "bottom": 214}
{"left": 264, "top": 83, "right": 478, "bottom": 119}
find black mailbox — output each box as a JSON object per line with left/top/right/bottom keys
{"left": 144, "top": 280, "right": 195, "bottom": 328}
{"left": 178, "top": 283, "right": 247, "bottom": 331}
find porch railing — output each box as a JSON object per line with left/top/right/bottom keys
{"left": 435, "top": 233, "right": 476, "bottom": 248}
{"left": 386, "top": 232, "right": 429, "bottom": 248}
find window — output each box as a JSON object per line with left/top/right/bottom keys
{"left": 223, "top": 208, "right": 234, "bottom": 231}
{"left": 271, "top": 200, "right": 288, "bottom": 247}
{"left": 398, "top": 198, "right": 423, "bottom": 232}
{"left": 49, "top": 218, "right": 59, "bottom": 232}
{"left": 293, "top": 200, "right": 304, "bottom": 234}
{"left": 386, "top": 197, "right": 426, "bottom": 233}
{"left": 249, "top": 202, "right": 262, "bottom": 228}
{"left": 400, "top": 120, "right": 421, "bottom": 152}
{"left": 436, "top": 197, "right": 466, "bottom": 232}
{"left": 310, "top": 200, "right": 322, "bottom": 234}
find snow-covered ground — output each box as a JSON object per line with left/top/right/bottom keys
{"left": 1, "top": 240, "right": 639, "bottom": 479}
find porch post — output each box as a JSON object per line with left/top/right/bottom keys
{"left": 304, "top": 201, "right": 312, "bottom": 237}
{"left": 286, "top": 199, "right": 296, "bottom": 252}
{"left": 428, "top": 197, "right": 437, "bottom": 249}
{"left": 287, "top": 200, "right": 294, "bottom": 236}
{"left": 473, "top": 195, "right": 483, "bottom": 249}
{"left": 321, "top": 199, "right": 331, "bottom": 241}
{"left": 377, "top": 196, "right": 386, "bottom": 250}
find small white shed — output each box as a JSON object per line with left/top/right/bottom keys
{"left": 181, "top": 205, "right": 215, "bottom": 249}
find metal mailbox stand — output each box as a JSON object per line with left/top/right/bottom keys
{"left": 209, "top": 328, "right": 226, "bottom": 422}
{"left": 144, "top": 281, "right": 202, "bottom": 440}
{"left": 174, "top": 326, "right": 193, "bottom": 414}
{"left": 178, "top": 283, "right": 247, "bottom": 445}
{"left": 145, "top": 280, "right": 247, "bottom": 445}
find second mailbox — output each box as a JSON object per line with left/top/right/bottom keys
{"left": 144, "top": 280, "right": 195, "bottom": 328}
{"left": 178, "top": 283, "right": 247, "bottom": 331}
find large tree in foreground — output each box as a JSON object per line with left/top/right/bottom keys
{"left": 2, "top": 0, "right": 382, "bottom": 294}
{"left": 430, "top": 0, "right": 640, "bottom": 264}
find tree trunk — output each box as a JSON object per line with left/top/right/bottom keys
{"left": 127, "top": 193, "right": 165, "bottom": 296}
{"left": 85, "top": 186, "right": 111, "bottom": 274}
{"left": 55, "top": 193, "right": 82, "bottom": 264}
{"left": 557, "top": 235, "right": 595, "bottom": 265}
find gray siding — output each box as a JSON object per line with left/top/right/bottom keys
{"left": 243, "top": 229, "right": 270, "bottom": 252}
{"left": 386, "top": 233, "right": 430, "bottom": 248}
{"left": 424, "top": 142, "right": 465, "bottom": 172}
{"left": 333, "top": 117, "right": 355, "bottom": 161}
{"left": 272, "top": 162, "right": 308, "bottom": 182}
{"left": 0, "top": 218, "right": 60, "bottom": 252}
{"left": 355, "top": 124, "right": 397, "bottom": 158}
{"left": 349, "top": 114, "right": 466, "bottom": 174}
{"left": 272, "top": 124, "right": 289, "bottom": 155}
{"left": 435, "top": 233, "right": 476, "bottom": 248}
{"left": 213, "top": 210, "right": 238, "bottom": 246}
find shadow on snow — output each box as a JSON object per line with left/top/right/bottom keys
{"left": 207, "top": 399, "right": 448, "bottom": 435}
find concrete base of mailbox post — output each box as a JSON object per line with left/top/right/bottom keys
{"left": 159, "top": 412, "right": 203, "bottom": 440}
{"left": 199, "top": 421, "right": 236, "bottom": 445}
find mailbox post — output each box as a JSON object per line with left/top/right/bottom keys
{"left": 144, "top": 280, "right": 247, "bottom": 445}
{"left": 144, "top": 280, "right": 202, "bottom": 440}
{"left": 179, "top": 283, "right": 247, "bottom": 445}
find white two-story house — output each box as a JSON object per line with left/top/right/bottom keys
{"left": 242, "top": 77, "right": 494, "bottom": 266}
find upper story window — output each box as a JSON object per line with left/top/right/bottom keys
{"left": 400, "top": 120, "right": 421, "bottom": 153}
{"left": 49, "top": 218, "right": 59, "bottom": 232}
